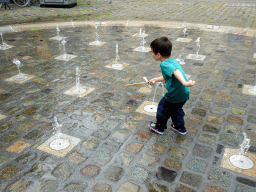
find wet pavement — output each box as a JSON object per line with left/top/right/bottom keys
{"left": 0, "top": 1, "right": 256, "bottom": 192}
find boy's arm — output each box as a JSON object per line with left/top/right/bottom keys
{"left": 148, "top": 76, "right": 164, "bottom": 85}
{"left": 173, "top": 69, "right": 195, "bottom": 87}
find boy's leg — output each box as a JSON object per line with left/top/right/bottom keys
{"left": 155, "top": 97, "right": 173, "bottom": 130}
{"left": 170, "top": 101, "right": 187, "bottom": 134}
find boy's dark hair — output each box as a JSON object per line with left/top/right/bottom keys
{"left": 150, "top": 37, "right": 172, "bottom": 57}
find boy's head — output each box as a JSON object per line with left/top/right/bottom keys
{"left": 150, "top": 37, "right": 172, "bottom": 59}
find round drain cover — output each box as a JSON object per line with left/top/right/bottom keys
{"left": 248, "top": 88, "right": 256, "bottom": 95}
{"left": 50, "top": 139, "right": 71, "bottom": 150}
{"left": 144, "top": 105, "right": 157, "bottom": 113}
{"left": 230, "top": 154, "right": 254, "bottom": 169}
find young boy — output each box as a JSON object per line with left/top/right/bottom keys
{"left": 148, "top": 37, "right": 195, "bottom": 135}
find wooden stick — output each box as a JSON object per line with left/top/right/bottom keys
{"left": 143, "top": 77, "right": 151, "bottom": 88}
{"left": 125, "top": 82, "right": 146, "bottom": 87}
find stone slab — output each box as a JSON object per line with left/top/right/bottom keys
{"left": 0, "top": 114, "right": 6, "bottom": 121}
{"left": 88, "top": 41, "right": 106, "bottom": 46}
{"left": 176, "top": 38, "right": 192, "bottom": 42}
{"left": 64, "top": 85, "right": 95, "bottom": 97}
{"left": 0, "top": 45, "right": 14, "bottom": 50}
{"left": 133, "top": 46, "right": 151, "bottom": 52}
{"left": 132, "top": 33, "right": 148, "bottom": 37}
{"left": 242, "top": 84, "right": 256, "bottom": 96}
{"left": 135, "top": 100, "right": 158, "bottom": 117}
{"left": 221, "top": 148, "right": 256, "bottom": 178}
{"left": 5, "top": 73, "right": 35, "bottom": 84}
{"left": 186, "top": 54, "right": 206, "bottom": 61}
{"left": 105, "top": 62, "right": 129, "bottom": 70}
{"left": 253, "top": 53, "right": 256, "bottom": 58}
{"left": 49, "top": 36, "right": 67, "bottom": 40}
{"left": 36, "top": 133, "right": 80, "bottom": 157}
{"left": 54, "top": 54, "right": 77, "bottom": 61}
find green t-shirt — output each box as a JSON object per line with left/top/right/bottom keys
{"left": 160, "top": 57, "right": 190, "bottom": 103}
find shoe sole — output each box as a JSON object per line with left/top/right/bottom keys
{"left": 148, "top": 124, "right": 164, "bottom": 135}
{"left": 170, "top": 126, "right": 186, "bottom": 135}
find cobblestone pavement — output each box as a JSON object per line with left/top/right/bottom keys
{"left": 0, "top": 0, "right": 256, "bottom": 28}
{"left": 0, "top": 20, "right": 256, "bottom": 192}
{"left": 0, "top": 1, "right": 256, "bottom": 192}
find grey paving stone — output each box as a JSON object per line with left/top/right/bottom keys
{"left": 63, "top": 182, "right": 88, "bottom": 192}
{"left": 5, "top": 179, "right": 30, "bottom": 192}
{"left": 24, "top": 163, "right": 45, "bottom": 178}
{"left": 39, "top": 180, "right": 58, "bottom": 192}
{"left": 180, "top": 171, "right": 202, "bottom": 187}
{"left": 138, "top": 153, "right": 160, "bottom": 167}
{"left": 106, "top": 166, "right": 123, "bottom": 181}
{"left": 130, "top": 166, "right": 149, "bottom": 183}
{"left": 91, "top": 129, "right": 111, "bottom": 140}
{"left": 192, "top": 143, "right": 213, "bottom": 158}
{"left": 52, "top": 163, "right": 75, "bottom": 180}
{"left": 117, "top": 182, "right": 140, "bottom": 192}
{"left": 208, "top": 169, "right": 232, "bottom": 187}
{"left": 116, "top": 152, "right": 134, "bottom": 167}
{"left": 187, "top": 158, "right": 208, "bottom": 173}
{"left": 235, "top": 183, "right": 256, "bottom": 192}
{"left": 16, "top": 152, "right": 37, "bottom": 165}
{"left": 93, "top": 183, "right": 112, "bottom": 192}
{"left": 198, "top": 133, "right": 216, "bottom": 145}
{"left": 94, "top": 151, "right": 113, "bottom": 166}
{"left": 102, "top": 139, "right": 123, "bottom": 152}
{"left": 219, "top": 133, "right": 239, "bottom": 147}
{"left": 167, "top": 145, "right": 188, "bottom": 160}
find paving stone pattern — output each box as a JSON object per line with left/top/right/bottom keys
{"left": 0, "top": 7, "right": 256, "bottom": 191}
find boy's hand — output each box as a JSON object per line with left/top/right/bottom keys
{"left": 185, "top": 80, "right": 195, "bottom": 87}
{"left": 148, "top": 79, "right": 156, "bottom": 85}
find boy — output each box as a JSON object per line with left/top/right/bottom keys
{"left": 148, "top": 37, "right": 195, "bottom": 135}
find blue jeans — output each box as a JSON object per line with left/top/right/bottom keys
{"left": 156, "top": 97, "right": 187, "bottom": 130}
